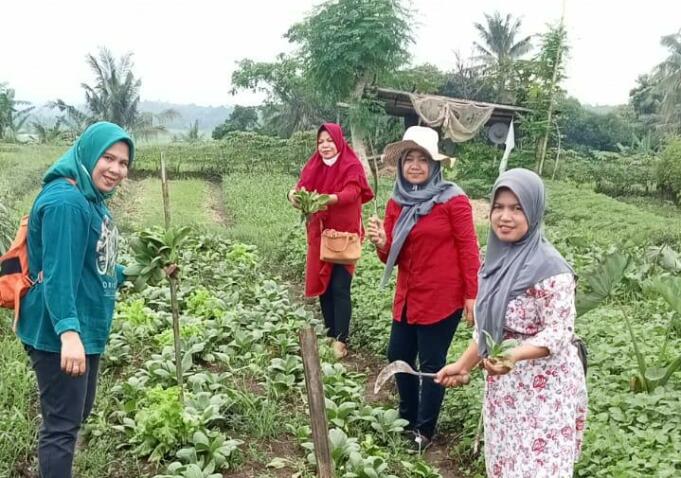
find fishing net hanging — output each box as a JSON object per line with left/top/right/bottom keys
{"left": 409, "top": 93, "right": 495, "bottom": 142}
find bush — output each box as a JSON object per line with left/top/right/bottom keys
{"left": 555, "top": 149, "right": 661, "bottom": 198}
{"left": 133, "top": 130, "right": 317, "bottom": 176}
{"left": 657, "top": 136, "right": 681, "bottom": 203}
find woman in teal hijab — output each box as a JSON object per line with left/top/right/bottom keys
{"left": 18, "top": 121, "right": 134, "bottom": 478}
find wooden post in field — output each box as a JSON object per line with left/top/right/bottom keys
{"left": 160, "top": 153, "right": 172, "bottom": 229}
{"left": 160, "top": 153, "right": 184, "bottom": 403}
{"left": 299, "top": 326, "right": 334, "bottom": 478}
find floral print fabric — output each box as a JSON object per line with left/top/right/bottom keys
{"left": 483, "top": 273, "right": 588, "bottom": 478}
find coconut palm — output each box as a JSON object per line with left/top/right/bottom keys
{"left": 51, "top": 47, "right": 178, "bottom": 139}
{"left": 473, "top": 12, "right": 533, "bottom": 102}
{"left": 654, "top": 30, "right": 681, "bottom": 129}
{"left": 81, "top": 47, "right": 141, "bottom": 130}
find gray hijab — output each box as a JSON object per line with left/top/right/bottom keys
{"left": 476, "top": 168, "right": 574, "bottom": 357}
{"left": 380, "top": 153, "right": 463, "bottom": 287}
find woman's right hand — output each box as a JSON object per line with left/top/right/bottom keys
{"left": 435, "top": 361, "right": 470, "bottom": 388}
{"left": 61, "top": 331, "right": 86, "bottom": 377}
{"left": 367, "top": 215, "right": 387, "bottom": 249}
{"left": 287, "top": 189, "right": 301, "bottom": 209}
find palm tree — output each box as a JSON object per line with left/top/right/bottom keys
{"left": 260, "top": 92, "right": 325, "bottom": 137}
{"left": 629, "top": 74, "right": 663, "bottom": 131}
{"left": 473, "top": 12, "right": 533, "bottom": 102}
{"left": 0, "top": 84, "right": 34, "bottom": 142}
{"left": 46, "top": 99, "right": 90, "bottom": 140}
{"left": 51, "top": 47, "right": 178, "bottom": 139}
{"left": 654, "top": 30, "right": 681, "bottom": 130}
{"left": 81, "top": 47, "right": 141, "bottom": 130}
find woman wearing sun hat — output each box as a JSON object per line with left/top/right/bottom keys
{"left": 366, "top": 126, "right": 480, "bottom": 451}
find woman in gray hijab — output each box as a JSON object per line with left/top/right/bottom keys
{"left": 435, "top": 169, "right": 588, "bottom": 478}
{"left": 367, "top": 126, "right": 480, "bottom": 452}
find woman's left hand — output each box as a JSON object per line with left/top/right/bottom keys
{"left": 463, "top": 299, "right": 476, "bottom": 326}
{"left": 481, "top": 356, "right": 515, "bottom": 376}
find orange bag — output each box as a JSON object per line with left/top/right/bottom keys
{"left": 0, "top": 216, "right": 41, "bottom": 332}
{"left": 0, "top": 178, "right": 74, "bottom": 332}
{"left": 320, "top": 226, "right": 362, "bottom": 265}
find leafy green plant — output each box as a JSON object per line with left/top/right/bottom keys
{"left": 646, "top": 245, "right": 681, "bottom": 274}
{"left": 154, "top": 462, "right": 221, "bottom": 478}
{"left": 345, "top": 453, "right": 397, "bottom": 478}
{"left": 576, "top": 250, "right": 630, "bottom": 316}
{"left": 302, "top": 428, "right": 359, "bottom": 470}
{"left": 291, "top": 187, "right": 330, "bottom": 223}
{"left": 126, "top": 225, "right": 192, "bottom": 401}
{"left": 627, "top": 277, "right": 681, "bottom": 393}
{"left": 368, "top": 408, "right": 409, "bottom": 442}
{"left": 400, "top": 460, "right": 442, "bottom": 478}
{"left": 125, "top": 226, "right": 191, "bottom": 291}
{"left": 625, "top": 313, "right": 681, "bottom": 393}
{"left": 175, "top": 431, "right": 242, "bottom": 472}
{"left": 482, "top": 330, "right": 518, "bottom": 369}
{"left": 130, "top": 386, "right": 197, "bottom": 462}
{"left": 325, "top": 398, "right": 358, "bottom": 429}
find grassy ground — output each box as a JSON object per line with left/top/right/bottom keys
{"left": 0, "top": 144, "right": 64, "bottom": 206}
{"left": 545, "top": 180, "right": 681, "bottom": 248}
{"left": 0, "top": 331, "right": 38, "bottom": 476}
{"left": 112, "top": 177, "right": 226, "bottom": 233}
{"left": 616, "top": 195, "right": 681, "bottom": 219}
{"left": 222, "top": 173, "right": 298, "bottom": 257}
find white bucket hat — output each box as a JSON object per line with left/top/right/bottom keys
{"left": 382, "top": 126, "right": 455, "bottom": 168}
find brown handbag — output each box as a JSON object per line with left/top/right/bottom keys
{"left": 320, "top": 220, "right": 362, "bottom": 265}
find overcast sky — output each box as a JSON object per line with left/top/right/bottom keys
{"left": 2, "top": 0, "right": 679, "bottom": 108}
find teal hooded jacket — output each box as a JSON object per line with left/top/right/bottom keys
{"left": 17, "top": 122, "right": 134, "bottom": 354}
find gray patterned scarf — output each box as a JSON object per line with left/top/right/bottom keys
{"left": 380, "top": 154, "right": 463, "bottom": 287}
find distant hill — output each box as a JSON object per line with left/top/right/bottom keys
{"left": 26, "top": 101, "right": 234, "bottom": 133}
{"left": 139, "top": 101, "right": 233, "bottom": 131}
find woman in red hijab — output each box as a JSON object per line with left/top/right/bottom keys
{"left": 288, "top": 123, "right": 374, "bottom": 358}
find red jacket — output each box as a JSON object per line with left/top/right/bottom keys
{"left": 304, "top": 183, "right": 364, "bottom": 297}
{"left": 377, "top": 196, "right": 480, "bottom": 325}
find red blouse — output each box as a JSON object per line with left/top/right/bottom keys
{"left": 377, "top": 195, "right": 480, "bottom": 325}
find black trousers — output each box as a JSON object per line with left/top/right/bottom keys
{"left": 319, "top": 264, "right": 353, "bottom": 343}
{"left": 387, "top": 309, "right": 462, "bottom": 439}
{"left": 25, "top": 346, "right": 100, "bottom": 478}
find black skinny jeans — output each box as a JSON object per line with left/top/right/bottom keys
{"left": 387, "top": 308, "right": 462, "bottom": 439}
{"left": 319, "top": 264, "right": 353, "bottom": 343}
{"left": 25, "top": 346, "right": 100, "bottom": 478}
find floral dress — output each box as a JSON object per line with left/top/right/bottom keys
{"left": 482, "top": 273, "right": 588, "bottom": 478}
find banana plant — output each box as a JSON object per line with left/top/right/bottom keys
{"left": 291, "top": 187, "right": 330, "bottom": 224}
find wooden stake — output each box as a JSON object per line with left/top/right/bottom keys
{"left": 160, "top": 153, "right": 171, "bottom": 230}
{"left": 299, "top": 326, "right": 334, "bottom": 478}
{"left": 160, "top": 153, "right": 184, "bottom": 403}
